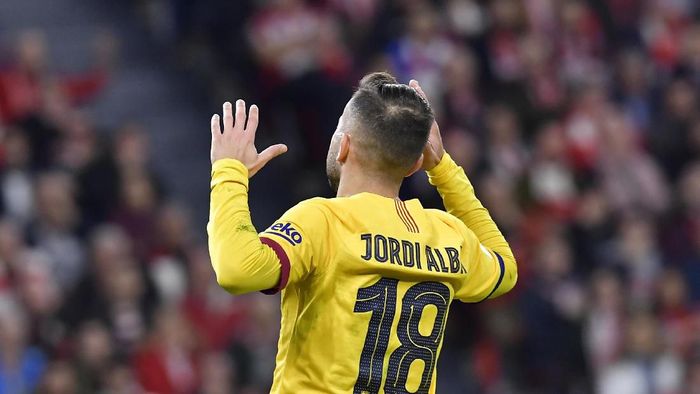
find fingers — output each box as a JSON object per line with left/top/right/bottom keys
{"left": 409, "top": 79, "right": 428, "bottom": 101}
{"left": 211, "top": 114, "right": 221, "bottom": 139}
{"left": 223, "top": 102, "right": 233, "bottom": 130}
{"left": 221, "top": 99, "right": 255, "bottom": 135}
{"left": 235, "top": 99, "right": 246, "bottom": 131}
{"left": 246, "top": 104, "right": 259, "bottom": 135}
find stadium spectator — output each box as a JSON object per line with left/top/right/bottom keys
{"left": 0, "top": 300, "right": 46, "bottom": 393}
{"left": 0, "top": 30, "right": 110, "bottom": 125}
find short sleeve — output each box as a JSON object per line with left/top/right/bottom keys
{"left": 453, "top": 225, "right": 508, "bottom": 303}
{"left": 258, "top": 199, "right": 328, "bottom": 293}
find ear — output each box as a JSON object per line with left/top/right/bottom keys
{"left": 405, "top": 154, "right": 424, "bottom": 178}
{"left": 337, "top": 133, "right": 350, "bottom": 164}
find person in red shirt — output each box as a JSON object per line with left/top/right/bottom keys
{"left": 0, "top": 30, "right": 113, "bottom": 125}
{"left": 132, "top": 307, "right": 199, "bottom": 394}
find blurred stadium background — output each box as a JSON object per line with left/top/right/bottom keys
{"left": 0, "top": 0, "right": 700, "bottom": 393}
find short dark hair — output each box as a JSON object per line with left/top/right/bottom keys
{"left": 347, "top": 72, "right": 433, "bottom": 177}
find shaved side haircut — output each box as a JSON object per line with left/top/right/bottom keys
{"left": 347, "top": 72, "right": 434, "bottom": 178}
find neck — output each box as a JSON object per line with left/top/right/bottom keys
{"left": 336, "top": 167, "right": 401, "bottom": 199}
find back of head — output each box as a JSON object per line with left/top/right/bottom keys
{"left": 347, "top": 72, "right": 433, "bottom": 178}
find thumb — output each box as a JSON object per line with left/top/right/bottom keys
{"left": 257, "top": 144, "right": 288, "bottom": 166}
{"left": 409, "top": 79, "right": 428, "bottom": 101}
{"left": 249, "top": 144, "right": 288, "bottom": 177}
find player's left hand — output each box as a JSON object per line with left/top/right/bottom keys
{"left": 409, "top": 80, "right": 445, "bottom": 171}
{"left": 211, "top": 100, "right": 287, "bottom": 177}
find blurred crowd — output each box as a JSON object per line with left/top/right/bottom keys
{"left": 2, "top": 0, "right": 700, "bottom": 393}
{"left": 0, "top": 24, "right": 275, "bottom": 394}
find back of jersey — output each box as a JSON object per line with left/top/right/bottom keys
{"left": 260, "top": 192, "right": 506, "bottom": 394}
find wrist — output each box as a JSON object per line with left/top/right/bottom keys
{"left": 426, "top": 151, "right": 452, "bottom": 176}
{"left": 212, "top": 157, "right": 246, "bottom": 169}
{"left": 211, "top": 159, "right": 249, "bottom": 190}
{"left": 425, "top": 150, "right": 445, "bottom": 171}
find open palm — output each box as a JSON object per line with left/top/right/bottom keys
{"left": 210, "top": 100, "right": 287, "bottom": 177}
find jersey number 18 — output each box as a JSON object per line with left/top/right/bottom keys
{"left": 353, "top": 278, "right": 451, "bottom": 394}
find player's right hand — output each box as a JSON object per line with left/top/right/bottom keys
{"left": 210, "top": 100, "right": 287, "bottom": 177}
{"left": 409, "top": 80, "right": 445, "bottom": 171}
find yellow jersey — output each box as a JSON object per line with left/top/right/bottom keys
{"left": 208, "top": 153, "right": 517, "bottom": 394}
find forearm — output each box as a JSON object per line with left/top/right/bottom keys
{"left": 427, "top": 153, "right": 514, "bottom": 261}
{"left": 207, "top": 159, "right": 281, "bottom": 294}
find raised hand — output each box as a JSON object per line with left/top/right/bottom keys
{"left": 210, "top": 100, "right": 287, "bottom": 177}
{"left": 409, "top": 80, "right": 445, "bottom": 171}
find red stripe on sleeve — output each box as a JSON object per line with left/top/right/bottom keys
{"left": 260, "top": 237, "right": 291, "bottom": 295}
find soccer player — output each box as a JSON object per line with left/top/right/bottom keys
{"left": 208, "top": 72, "right": 517, "bottom": 393}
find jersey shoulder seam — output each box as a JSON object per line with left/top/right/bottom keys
{"left": 424, "top": 208, "right": 463, "bottom": 225}
{"left": 292, "top": 197, "right": 332, "bottom": 221}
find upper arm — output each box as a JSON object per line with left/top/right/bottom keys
{"left": 207, "top": 218, "right": 282, "bottom": 295}
{"left": 207, "top": 160, "right": 330, "bottom": 295}
{"left": 454, "top": 223, "right": 517, "bottom": 303}
{"left": 258, "top": 199, "right": 329, "bottom": 293}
